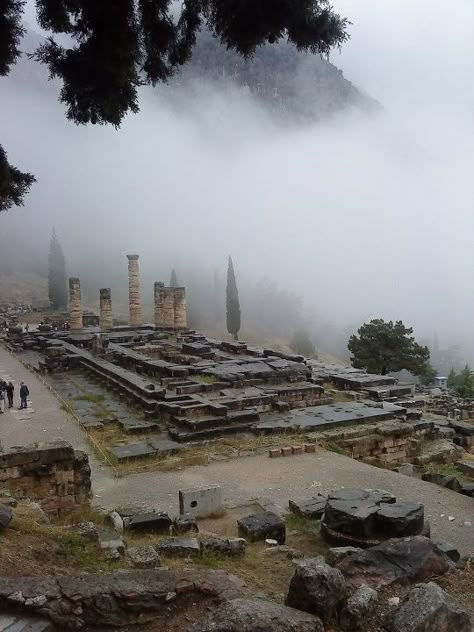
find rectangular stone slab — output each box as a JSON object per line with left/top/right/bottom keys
{"left": 109, "top": 443, "right": 155, "bottom": 461}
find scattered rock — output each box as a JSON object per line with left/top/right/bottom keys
{"left": 97, "top": 527, "right": 125, "bottom": 560}
{"left": 388, "top": 597, "right": 401, "bottom": 607}
{"left": 108, "top": 510, "right": 124, "bottom": 534}
{"left": 0, "top": 504, "right": 12, "bottom": 529}
{"left": 433, "top": 542, "right": 460, "bottom": 563}
{"left": 288, "top": 497, "right": 327, "bottom": 519}
{"left": 326, "top": 547, "right": 363, "bottom": 566}
{"left": 188, "top": 598, "right": 324, "bottom": 632}
{"left": 460, "top": 484, "right": 474, "bottom": 497}
{"left": 285, "top": 556, "right": 347, "bottom": 624}
{"left": 421, "top": 473, "right": 462, "bottom": 493}
{"left": 323, "top": 498, "right": 379, "bottom": 538}
{"left": 398, "top": 464, "right": 415, "bottom": 476}
{"left": 200, "top": 533, "right": 246, "bottom": 557}
{"left": 386, "top": 581, "right": 471, "bottom": 632}
{"left": 335, "top": 536, "right": 453, "bottom": 590}
{"left": 25, "top": 501, "right": 50, "bottom": 525}
{"left": 339, "top": 583, "right": 378, "bottom": 631}
{"left": 264, "top": 545, "right": 303, "bottom": 559}
{"left": 448, "top": 516, "right": 455, "bottom": 522}
{"left": 265, "top": 538, "right": 278, "bottom": 546}
{"left": 158, "top": 538, "right": 201, "bottom": 557}
{"left": 126, "top": 512, "right": 173, "bottom": 533}
{"left": 174, "top": 513, "right": 199, "bottom": 534}
{"left": 68, "top": 522, "right": 99, "bottom": 542}
{"left": 238, "top": 511, "right": 286, "bottom": 544}
{"left": 127, "top": 545, "right": 161, "bottom": 569}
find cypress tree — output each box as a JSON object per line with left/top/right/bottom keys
{"left": 226, "top": 256, "right": 241, "bottom": 341}
{"left": 48, "top": 229, "right": 67, "bottom": 309}
{"left": 170, "top": 268, "right": 178, "bottom": 287}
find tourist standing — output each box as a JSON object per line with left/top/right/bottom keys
{"left": 6, "top": 382, "right": 14, "bottom": 408}
{"left": 19, "top": 382, "right": 29, "bottom": 409}
{"left": 0, "top": 386, "right": 5, "bottom": 414}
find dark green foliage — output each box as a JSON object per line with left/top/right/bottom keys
{"left": 0, "top": 144, "right": 36, "bottom": 212}
{"left": 348, "top": 319, "right": 430, "bottom": 376}
{"left": 290, "top": 329, "right": 316, "bottom": 357}
{"left": 170, "top": 268, "right": 178, "bottom": 287}
{"left": 0, "top": 0, "right": 25, "bottom": 76}
{"left": 5, "top": 0, "right": 348, "bottom": 127}
{"left": 48, "top": 228, "right": 67, "bottom": 309}
{"left": 419, "top": 362, "right": 437, "bottom": 386}
{"left": 447, "top": 365, "right": 474, "bottom": 399}
{"left": 226, "top": 256, "right": 241, "bottom": 341}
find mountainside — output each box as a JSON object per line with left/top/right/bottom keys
{"left": 6, "top": 30, "right": 377, "bottom": 122}
{"left": 169, "top": 30, "right": 378, "bottom": 120}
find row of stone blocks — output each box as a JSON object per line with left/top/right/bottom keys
{"left": 269, "top": 444, "right": 316, "bottom": 458}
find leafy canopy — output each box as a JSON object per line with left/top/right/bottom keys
{"left": 348, "top": 319, "right": 430, "bottom": 376}
{"left": 0, "top": 0, "right": 349, "bottom": 210}
{"left": 448, "top": 365, "right": 474, "bottom": 399}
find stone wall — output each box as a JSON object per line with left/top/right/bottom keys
{"left": 0, "top": 441, "right": 91, "bottom": 515}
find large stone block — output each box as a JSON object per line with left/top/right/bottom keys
{"left": 238, "top": 511, "right": 286, "bottom": 544}
{"left": 179, "top": 484, "right": 223, "bottom": 518}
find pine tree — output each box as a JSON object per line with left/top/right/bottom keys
{"left": 170, "top": 268, "right": 178, "bottom": 287}
{"left": 226, "top": 256, "right": 241, "bottom": 341}
{"left": 48, "top": 229, "right": 67, "bottom": 310}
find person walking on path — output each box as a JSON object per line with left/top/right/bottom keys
{"left": 6, "top": 382, "right": 14, "bottom": 408}
{"left": 19, "top": 382, "right": 29, "bottom": 410}
{"left": 0, "top": 385, "right": 5, "bottom": 414}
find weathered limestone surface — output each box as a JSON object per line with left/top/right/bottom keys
{"left": 154, "top": 282, "right": 166, "bottom": 327}
{"left": 0, "top": 441, "right": 91, "bottom": 515}
{"left": 99, "top": 288, "right": 113, "bottom": 331}
{"left": 174, "top": 286, "right": 187, "bottom": 328}
{"left": 0, "top": 569, "right": 248, "bottom": 628}
{"left": 68, "top": 277, "right": 83, "bottom": 331}
{"left": 127, "top": 254, "right": 142, "bottom": 326}
{"left": 162, "top": 286, "right": 175, "bottom": 327}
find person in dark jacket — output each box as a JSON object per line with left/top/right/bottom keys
{"left": 6, "top": 382, "right": 14, "bottom": 408}
{"left": 19, "top": 382, "right": 29, "bottom": 409}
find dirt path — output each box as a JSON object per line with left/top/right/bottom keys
{"left": 1, "top": 344, "right": 473, "bottom": 556}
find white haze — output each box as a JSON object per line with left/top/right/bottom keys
{"left": 1, "top": 0, "right": 474, "bottom": 356}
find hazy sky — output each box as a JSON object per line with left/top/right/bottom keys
{"left": 1, "top": 0, "right": 473, "bottom": 350}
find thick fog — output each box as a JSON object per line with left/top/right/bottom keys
{"left": 1, "top": 0, "right": 473, "bottom": 360}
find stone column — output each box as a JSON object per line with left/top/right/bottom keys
{"left": 99, "top": 288, "right": 113, "bottom": 331}
{"left": 126, "top": 255, "right": 142, "bottom": 327}
{"left": 162, "top": 287, "right": 175, "bottom": 327}
{"left": 154, "top": 282, "right": 165, "bottom": 328}
{"left": 174, "top": 287, "right": 187, "bottom": 329}
{"left": 69, "top": 277, "right": 83, "bottom": 331}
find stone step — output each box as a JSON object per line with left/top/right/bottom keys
{"left": 0, "top": 613, "right": 54, "bottom": 631}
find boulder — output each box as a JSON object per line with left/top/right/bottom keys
{"left": 126, "top": 512, "right": 172, "bottom": 533}
{"left": 158, "top": 538, "right": 201, "bottom": 557}
{"left": 98, "top": 527, "right": 125, "bottom": 560}
{"left": 264, "top": 545, "right": 303, "bottom": 560}
{"left": 386, "top": 582, "right": 471, "bottom": 632}
{"left": 323, "top": 498, "right": 380, "bottom": 537}
{"left": 200, "top": 533, "right": 246, "bottom": 556}
{"left": 108, "top": 510, "right": 124, "bottom": 534}
{"left": 421, "top": 473, "right": 462, "bottom": 493}
{"left": 68, "top": 521, "right": 99, "bottom": 542}
{"left": 0, "top": 504, "right": 12, "bottom": 529}
{"left": 449, "top": 421, "right": 474, "bottom": 436}
{"left": 174, "top": 513, "right": 199, "bottom": 534}
{"left": 288, "top": 497, "right": 327, "bottom": 519}
{"left": 335, "top": 536, "right": 453, "bottom": 590}
{"left": 188, "top": 598, "right": 324, "bottom": 631}
{"left": 238, "top": 511, "right": 285, "bottom": 544}
{"left": 432, "top": 542, "right": 460, "bottom": 563}
{"left": 326, "top": 546, "right": 363, "bottom": 566}
{"left": 339, "top": 583, "right": 378, "bottom": 631}
{"left": 460, "top": 483, "right": 474, "bottom": 497}
{"left": 375, "top": 502, "right": 425, "bottom": 537}
{"left": 127, "top": 545, "right": 161, "bottom": 569}
{"left": 328, "top": 489, "right": 369, "bottom": 502}
{"left": 285, "top": 556, "right": 347, "bottom": 624}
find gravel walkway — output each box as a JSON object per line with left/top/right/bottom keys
{"left": 1, "top": 345, "right": 473, "bottom": 556}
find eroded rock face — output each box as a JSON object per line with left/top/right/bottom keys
{"left": 189, "top": 598, "right": 324, "bottom": 632}
{"left": 386, "top": 582, "right": 471, "bottom": 632}
{"left": 127, "top": 545, "right": 161, "bottom": 569}
{"left": 0, "top": 569, "right": 248, "bottom": 629}
{"left": 285, "top": 557, "right": 347, "bottom": 624}
{"left": 335, "top": 536, "right": 453, "bottom": 590}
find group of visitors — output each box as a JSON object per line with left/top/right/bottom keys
{"left": 0, "top": 381, "right": 29, "bottom": 413}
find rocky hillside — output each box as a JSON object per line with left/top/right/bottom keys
{"left": 7, "top": 30, "right": 376, "bottom": 121}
